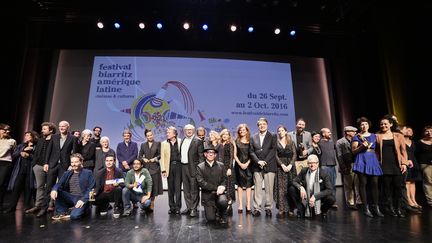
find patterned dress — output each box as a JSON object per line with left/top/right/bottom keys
{"left": 222, "top": 142, "right": 236, "bottom": 202}
{"left": 274, "top": 141, "right": 297, "bottom": 212}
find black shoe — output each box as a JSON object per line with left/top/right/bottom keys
{"left": 181, "top": 209, "right": 190, "bottom": 215}
{"left": 363, "top": 205, "right": 374, "bottom": 218}
{"left": 373, "top": 205, "right": 384, "bottom": 217}
{"left": 396, "top": 209, "right": 406, "bottom": 218}
{"left": 347, "top": 204, "right": 358, "bottom": 210}
{"left": 25, "top": 206, "right": 41, "bottom": 214}
{"left": 387, "top": 206, "right": 398, "bottom": 217}
{"left": 219, "top": 217, "right": 228, "bottom": 224}
{"left": 36, "top": 209, "right": 47, "bottom": 217}
{"left": 113, "top": 207, "right": 122, "bottom": 218}
{"left": 265, "top": 209, "right": 272, "bottom": 217}
{"left": 168, "top": 209, "right": 174, "bottom": 214}
{"left": 321, "top": 213, "right": 328, "bottom": 221}
{"left": 251, "top": 210, "right": 261, "bottom": 217}
{"left": 405, "top": 205, "right": 421, "bottom": 214}
{"left": 227, "top": 204, "right": 233, "bottom": 216}
{"left": 175, "top": 210, "right": 180, "bottom": 215}
{"left": 246, "top": 208, "right": 252, "bottom": 214}
{"left": 296, "top": 210, "right": 304, "bottom": 218}
{"left": 189, "top": 209, "right": 197, "bottom": 217}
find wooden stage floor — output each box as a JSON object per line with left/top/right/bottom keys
{"left": 0, "top": 187, "right": 430, "bottom": 243}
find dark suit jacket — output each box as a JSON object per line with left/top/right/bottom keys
{"left": 52, "top": 168, "right": 95, "bottom": 203}
{"left": 46, "top": 133, "right": 77, "bottom": 170}
{"left": 139, "top": 141, "right": 161, "bottom": 175}
{"left": 292, "top": 167, "right": 333, "bottom": 200}
{"left": 180, "top": 136, "right": 204, "bottom": 177}
{"left": 94, "top": 167, "right": 125, "bottom": 195}
{"left": 249, "top": 131, "right": 277, "bottom": 173}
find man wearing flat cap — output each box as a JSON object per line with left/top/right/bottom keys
{"left": 196, "top": 146, "right": 228, "bottom": 225}
{"left": 336, "top": 126, "right": 361, "bottom": 209}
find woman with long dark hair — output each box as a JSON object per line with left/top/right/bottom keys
{"left": 5, "top": 131, "right": 39, "bottom": 213}
{"left": 351, "top": 117, "right": 383, "bottom": 217}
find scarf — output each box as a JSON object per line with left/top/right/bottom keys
{"left": 304, "top": 168, "right": 321, "bottom": 217}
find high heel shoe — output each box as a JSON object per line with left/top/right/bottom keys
{"left": 246, "top": 207, "right": 252, "bottom": 214}
{"left": 238, "top": 208, "right": 243, "bottom": 214}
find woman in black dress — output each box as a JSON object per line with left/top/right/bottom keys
{"left": 139, "top": 129, "right": 163, "bottom": 211}
{"left": 220, "top": 128, "right": 236, "bottom": 214}
{"left": 234, "top": 124, "right": 253, "bottom": 214}
{"left": 274, "top": 125, "right": 297, "bottom": 217}
{"left": 401, "top": 126, "right": 422, "bottom": 210}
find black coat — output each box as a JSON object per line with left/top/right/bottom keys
{"left": 249, "top": 132, "right": 277, "bottom": 173}
{"left": 46, "top": 133, "right": 77, "bottom": 170}
{"left": 180, "top": 136, "right": 204, "bottom": 177}
{"left": 292, "top": 167, "right": 333, "bottom": 200}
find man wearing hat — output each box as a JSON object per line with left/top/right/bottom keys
{"left": 196, "top": 146, "right": 228, "bottom": 224}
{"left": 336, "top": 126, "right": 361, "bottom": 209}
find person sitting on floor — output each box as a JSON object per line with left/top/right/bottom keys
{"left": 122, "top": 159, "right": 152, "bottom": 216}
{"left": 93, "top": 154, "right": 124, "bottom": 218}
{"left": 50, "top": 153, "right": 95, "bottom": 220}
{"left": 288, "top": 154, "right": 335, "bottom": 220}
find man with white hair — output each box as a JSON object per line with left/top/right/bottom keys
{"left": 180, "top": 124, "right": 204, "bottom": 217}
{"left": 41, "top": 120, "right": 77, "bottom": 216}
{"left": 289, "top": 154, "right": 335, "bottom": 220}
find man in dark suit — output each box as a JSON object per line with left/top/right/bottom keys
{"left": 289, "top": 154, "right": 335, "bottom": 220}
{"left": 180, "top": 124, "right": 204, "bottom": 217}
{"left": 40, "top": 120, "right": 77, "bottom": 217}
{"left": 249, "top": 117, "right": 277, "bottom": 217}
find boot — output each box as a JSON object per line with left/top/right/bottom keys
{"left": 396, "top": 208, "right": 406, "bottom": 218}
{"left": 387, "top": 205, "right": 397, "bottom": 217}
{"left": 373, "top": 205, "right": 384, "bottom": 217}
{"left": 363, "top": 204, "right": 374, "bottom": 218}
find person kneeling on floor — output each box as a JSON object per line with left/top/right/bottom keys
{"left": 50, "top": 153, "right": 95, "bottom": 220}
{"left": 196, "top": 146, "right": 228, "bottom": 224}
{"left": 288, "top": 154, "right": 335, "bottom": 220}
{"left": 122, "top": 159, "right": 152, "bottom": 216}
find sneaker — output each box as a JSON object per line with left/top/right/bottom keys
{"left": 122, "top": 208, "right": 132, "bottom": 216}
{"left": 51, "top": 213, "right": 70, "bottom": 220}
{"left": 113, "top": 207, "right": 122, "bottom": 218}
{"left": 100, "top": 211, "right": 108, "bottom": 216}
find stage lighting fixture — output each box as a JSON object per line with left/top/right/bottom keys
{"left": 97, "top": 21, "right": 104, "bottom": 29}
{"left": 274, "top": 28, "right": 281, "bottom": 35}
{"left": 156, "top": 23, "right": 163, "bottom": 29}
{"left": 114, "top": 22, "right": 120, "bottom": 29}
{"left": 230, "top": 25, "right": 237, "bottom": 32}
{"left": 290, "top": 30, "right": 296, "bottom": 36}
{"left": 139, "top": 23, "right": 145, "bottom": 29}
{"left": 248, "top": 26, "right": 254, "bottom": 33}
{"left": 202, "top": 24, "right": 208, "bottom": 31}
{"left": 183, "top": 22, "right": 190, "bottom": 30}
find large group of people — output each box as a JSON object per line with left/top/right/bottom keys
{"left": 0, "top": 115, "right": 431, "bottom": 225}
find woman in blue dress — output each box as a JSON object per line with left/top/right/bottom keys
{"left": 351, "top": 117, "right": 383, "bottom": 217}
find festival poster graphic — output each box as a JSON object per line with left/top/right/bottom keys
{"left": 86, "top": 56, "right": 295, "bottom": 146}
